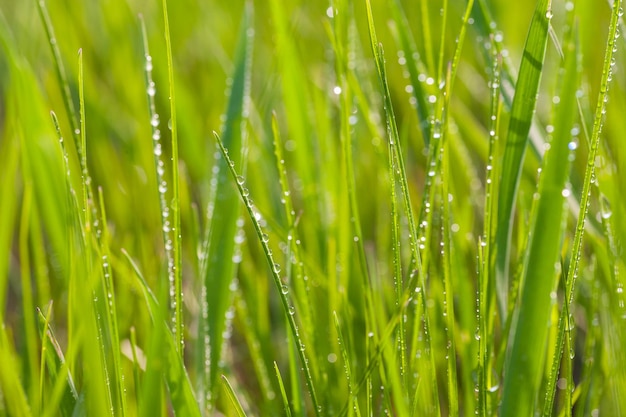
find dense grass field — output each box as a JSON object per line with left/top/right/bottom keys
{"left": 1, "top": 0, "right": 625, "bottom": 415}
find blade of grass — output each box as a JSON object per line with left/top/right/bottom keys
{"left": 37, "top": 306, "right": 79, "bottom": 417}
{"left": 213, "top": 132, "right": 321, "bottom": 417}
{"left": 199, "top": 4, "right": 253, "bottom": 408}
{"left": 364, "top": 0, "right": 439, "bottom": 413}
{"left": 122, "top": 249, "right": 202, "bottom": 417}
{"left": 500, "top": 14, "right": 580, "bottom": 417}
{"left": 19, "top": 182, "right": 40, "bottom": 415}
{"left": 495, "top": 0, "right": 552, "bottom": 320}
{"left": 477, "top": 47, "right": 501, "bottom": 417}
{"left": 274, "top": 362, "right": 293, "bottom": 417}
{"left": 221, "top": 375, "right": 248, "bottom": 417}
{"left": 0, "top": 325, "right": 32, "bottom": 416}
{"left": 160, "top": 0, "right": 184, "bottom": 355}
{"left": 389, "top": 0, "right": 433, "bottom": 145}
{"left": 97, "top": 187, "right": 128, "bottom": 416}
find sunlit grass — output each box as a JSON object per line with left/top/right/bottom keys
{"left": 0, "top": 0, "right": 625, "bottom": 416}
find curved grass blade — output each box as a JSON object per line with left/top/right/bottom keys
{"left": 213, "top": 132, "right": 321, "bottom": 417}
{"left": 221, "top": 375, "right": 248, "bottom": 417}
{"left": 500, "top": 15, "right": 580, "bottom": 417}
{"left": 495, "top": 0, "right": 552, "bottom": 320}
{"left": 160, "top": 0, "right": 184, "bottom": 356}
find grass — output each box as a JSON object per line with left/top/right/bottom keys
{"left": 0, "top": 0, "right": 625, "bottom": 416}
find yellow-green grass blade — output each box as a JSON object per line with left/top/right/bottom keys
{"left": 37, "top": 306, "right": 78, "bottom": 417}
{"left": 364, "top": 0, "right": 440, "bottom": 412}
{"left": 35, "top": 0, "right": 84, "bottom": 180}
{"left": 160, "top": 0, "right": 184, "bottom": 356}
{"left": 97, "top": 187, "right": 128, "bottom": 416}
{"left": 388, "top": 0, "right": 433, "bottom": 145}
{"left": 0, "top": 102, "right": 19, "bottom": 318}
{"left": 139, "top": 15, "right": 177, "bottom": 350}
{"left": 199, "top": 4, "right": 253, "bottom": 408}
{"left": 500, "top": 13, "right": 580, "bottom": 417}
{"left": 221, "top": 375, "right": 248, "bottom": 417}
{"left": 122, "top": 250, "right": 202, "bottom": 417}
{"left": 0, "top": 16, "right": 69, "bottom": 281}
{"left": 495, "top": 0, "right": 552, "bottom": 320}
{"left": 18, "top": 183, "right": 40, "bottom": 414}
{"left": 213, "top": 132, "right": 321, "bottom": 416}
{"left": 0, "top": 325, "right": 32, "bottom": 416}
{"left": 274, "top": 362, "right": 293, "bottom": 417}
{"left": 477, "top": 46, "right": 501, "bottom": 417}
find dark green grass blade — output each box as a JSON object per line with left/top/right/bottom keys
{"left": 495, "top": 0, "right": 552, "bottom": 319}
{"left": 200, "top": 4, "right": 253, "bottom": 408}
{"left": 500, "top": 16, "right": 580, "bottom": 417}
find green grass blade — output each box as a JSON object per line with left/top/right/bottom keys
{"left": 221, "top": 375, "right": 248, "bottom": 417}
{"left": 477, "top": 46, "right": 501, "bottom": 417}
{"left": 500, "top": 14, "right": 580, "bottom": 417}
{"left": 97, "top": 187, "right": 128, "bottom": 416}
{"left": 18, "top": 183, "right": 40, "bottom": 414}
{"left": 122, "top": 249, "right": 202, "bottom": 417}
{"left": 160, "top": 0, "right": 184, "bottom": 356}
{"left": 139, "top": 14, "right": 177, "bottom": 349}
{"left": 0, "top": 326, "right": 32, "bottom": 416}
{"left": 35, "top": 0, "right": 83, "bottom": 174}
{"left": 213, "top": 132, "right": 321, "bottom": 417}
{"left": 274, "top": 362, "right": 293, "bottom": 417}
{"left": 389, "top": 0, "right": 432, "bottom": 145}
{"left": 37, "top": 306, "right": 78, "bottom": 417}
{"left": 200, "top": 4, "right": 253, "bottom": 408}
{"left": 495, "top": 0, "right": 552, "bottom": 319}
{"left": 564, "top": 0, "right": 622, "bottom": 317}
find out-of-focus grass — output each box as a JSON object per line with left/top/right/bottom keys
{"left": 0, "top": 0, "right": 625, "bottom": 416}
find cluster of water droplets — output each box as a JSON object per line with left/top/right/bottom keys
{"left": 144, "top": 53, "right": 177, "bottom": 319}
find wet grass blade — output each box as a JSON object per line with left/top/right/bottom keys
{"left": 200, "top": 4, "right": 253, "bottom": 407}
{"left": 122, "top": 249, "right": 202, "bottom": 417}
{"left": 500, "top": 14, "right": 580, "bottom": 417}
{"left": 213, "top": 132, "right": 321, "bottom": 417}
{"left": 495, "top": 0, "right": 552, "bottom": 319}
{"left": 37, "top": 306, "right": 78, "bottom": 417}
{"left": 477, "top": 46, "right": 501, "bottom": 417}
{"left": 160, "top": 0, "right": 184, "bottom": 356}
